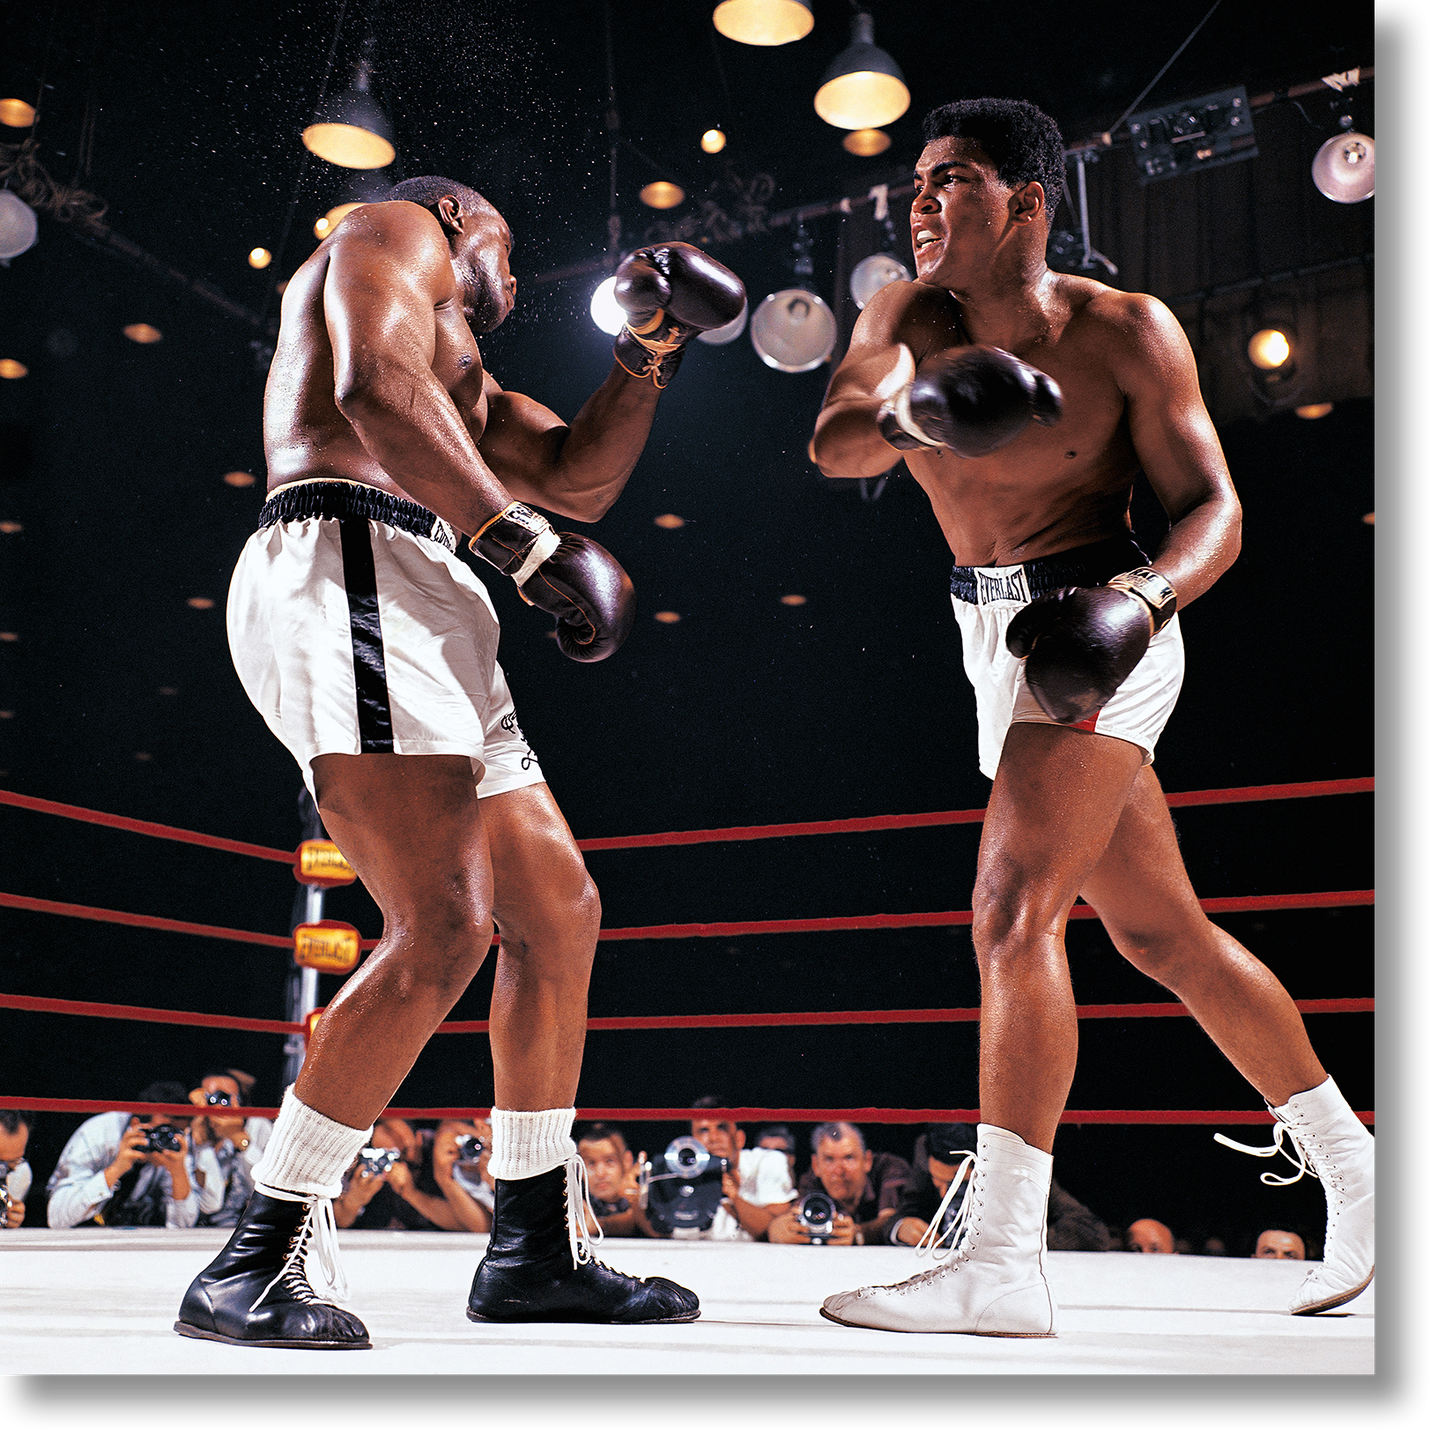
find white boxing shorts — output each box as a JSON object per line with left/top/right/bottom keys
{"left": 226, "top": 479, "right": 544, "bottom": 802}
{"left": 949, "top": 536, "right": 1185, "bottom": 781}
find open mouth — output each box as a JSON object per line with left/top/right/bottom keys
{"left": 914, "top": 229, "right": 942, "bottom": 256}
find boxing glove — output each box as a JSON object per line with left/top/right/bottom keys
{"left": 469, "top": 502, "right": 637, "bottom": 662}
{"left": 1005, "top": 567, "right": 1177, "bottom": 724}
{"left": 878, "top": 346, "right": 1063, "bottom": 458}
{"left": 613, "top": 243, "right": 746, "bottom": 388}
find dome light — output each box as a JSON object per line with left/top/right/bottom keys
{"left": 123, "top": 324, "right": 163, "bottom": 344}
{"left": 849, "top": 253, "right": 910, "bottom": 310}
{"left": 701, "top": 128, "right": 727, "bottom": 154}
{"left": 1312, "top": 131, "right": 1374, "bottom": 204}
{"left": 750, "top": 288, "right": 836, "bottom": 372}
{"left": 697, "top": 301, "right": 749, "bottom": 346}
{"left": 315, "top": 201, "right": 366, "bottom": 238}
{"left": 301, "top": 39, "right": 395, "bottom": 170}
{"left": 843, "top": 128, "right": 891, "bottom": 157}
{"left": 654, "top": 610, "right": 682, "bottom": 623}
{"left": 814, "top": 12, "right": 909, "bottom": 130}
{"left": 248, "top": 247, "right": 272, "bottom": 269}
{"left": 1247, "top": 328, "right": 1291, "bottom": 370}
{"left": 223, "top": 471, "right": 257, "bottom": 487}
{"left": 0, "top": 99, "right": 36, "bottom": 128}
{"left": 0, "top": 358, "right": 28, "bottom": 379}
{"left": 1295, "top": 402, "right": 1334, "bottom": 420}
{"left": 712, "top": 0, "right": 813, "bottom": 46}
{"left": 640, "top": 181, "right": 685, "bottom": 209}
{"left": 0, "top": 190, "right": 38, "bottom": 261}
{"left": 654, "top": 514, "right": 686, "bottom": 529}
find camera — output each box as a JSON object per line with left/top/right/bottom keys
{"left": 0, "top": 1180, "right": 10, "bottom": 1213}
{"left": 138, "top": 1124, "right": 182, "bottom": 1154}
{"left": 798, "top": 1191, "right": 837, "bottom": 1244}
{"left": 455, "top": 1134, "right": 488, "bottom": 1164}
{"left": 357, "top": 1146, "right": 401, "bottom": 1177}
{"left": 640, "top": 1136, "right": 727, "bottom": 1239}
{"left": 203, "top": 1091, "right": 234, "bottom": 1108}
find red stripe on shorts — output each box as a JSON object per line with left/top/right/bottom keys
{"left": 1069, "top": 712, "right": 1100, "bottom": 733}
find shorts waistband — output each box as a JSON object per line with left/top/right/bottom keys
{"left": 949, "top": 536, "right": 1149, "bottom": 606}
{"left": 257, "top": 480, "right": 457, "bottom": 551}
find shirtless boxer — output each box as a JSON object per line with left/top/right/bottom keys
{"left": 174, "top": 176, "right": 743, "bottom": 1348}
{"left": 809, "top": 99, "right": 1372, "bottom": 1335}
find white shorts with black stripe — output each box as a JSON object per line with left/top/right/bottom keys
{"left": 226, "top": 480, "right": 544, "bottom": 803}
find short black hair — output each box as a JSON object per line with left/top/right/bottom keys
{"left": 921, "top": 98, "right": 1065, "bottom": 222}
{"left": 754, "top": 1125, "right": 795, "bottom": 1152}
{"left": 689, "top": 1095, "right": 727, "bottom": 1112}
{"left": 924, "top": 1122, "right": 978, "bottom": 1162}
{"left": 0, "top": 1110, "right": 33, "bottom": 1135}
{"left": 387, "top": 175, "right": 494, "bottom": 217}
{"left": 137, "top": 1080, "right": 190, "bottom": 1107}
{"left": 578, "top": 1121, "right": 630, "bottom": 1153}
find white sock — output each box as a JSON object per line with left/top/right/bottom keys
{"left": 489, "top": 1107, "right": 576, "bottom": 1180}
{"left": 251, "top": 1087, "right": 372, "bottom": 1200}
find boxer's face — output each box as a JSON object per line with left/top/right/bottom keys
{"left": 910, "top": 136, "right": 1029, "bottom": 288}
{"left": 449, "top": 203, "right": 516, "bottom": 334}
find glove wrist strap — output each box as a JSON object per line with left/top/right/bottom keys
{"left": 615, "top": 312, "right": 692, "bottom": 388}
{"left": 878, "top": 384, "right": 938, "bottom": 451}
{"left": 1107, "top": 567, "right": 1178, "bottom": 633}
{"left": 468, "top": 503, "right": 561, "bottom": 597}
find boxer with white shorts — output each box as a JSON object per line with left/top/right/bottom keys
{"left": 176, "top": 176, "right": 744, "bottom": 1349}
{"left": 810, "top": 98, "right": 1372, "bottom": 1336}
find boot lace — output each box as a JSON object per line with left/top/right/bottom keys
{"left": 1213, "top": 1123, "right": 1317, "bottom": 1187}
{"left": 564, "top": 1153, "right": 604, "bottom": 1270}
{"left": 914, "top": 1150, "right": 979, "bottom": 1262}
{"left": 250, "top": 1188, "right": 349, "bottom": 1311}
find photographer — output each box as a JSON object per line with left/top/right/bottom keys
{"left": 686, "top": 1100, "right": 795, "bottom": 1241}
{"left": 46, "top": 1081, "right": 199, "bottom": 1229}
{"left": 427, "top": 1120, "right": 494, "bottom": 1233}
{"left": 1, "top": 1110, "right": 33, "bottom": 1228}
{"left": 577, "top": 1122, "right": 653, "bottom": 1238}
{"left": 335, "top": 1119, "right": 478, "bottom": 1231}
{"left": 188, "top": 1068, "right": 273, "bottom": 1228}
{"left": 768, "top": 1123, "right": 926, "bottom": 1246}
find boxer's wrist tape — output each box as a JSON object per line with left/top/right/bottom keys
{"left": 878, "top": 384, "right": 938, "bottom": 451}
{"left": 1107, "top": 567, "right": 1178, "bottom": 633}
{"left": 468, "top": 502, "right": 561, "bottom": 594}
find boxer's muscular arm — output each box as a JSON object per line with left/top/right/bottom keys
{"left": 811, "top": 284, "right": 922, "bottom": 478}
{"left": 475, "top": 368, "right": 664, "bottom": 524}
{"left": 1111, "top": 293, "right": 1241, "bottom": 608}
{"left": 325, "top": 207, "right": 517, "bottom": 535}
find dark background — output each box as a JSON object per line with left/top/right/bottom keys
{"left": 1, "top": 0, "right": 1372, "bottom": 1254}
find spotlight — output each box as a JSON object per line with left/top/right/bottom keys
{"left": 849, "top": 253, "right": 909, "bottom": 310}
{"left": 814, "top": 11, "right": 909, "bottom": 131}
{"left": 123, "top": 324, "right": 163, "bottom": 344}
{"left": 751, "top": 289, "right": 835, "bottom": 372}
{"left": 301, "top": 37, "right": 395, "bottom": 169}
{"left": 0, "top": 190, "right": 38, "bottom": 262}
{"left": 223, "top": 471, "right": 257, "bottom": 487}
{"left": 0, "top": 358, "right": 28, "bottom": 379}
{"left": 1295, "top": 402, "right": 1334, "bottom": 420}
{"left": 751, "top": 224, "right": 835, "bottom": 372}
{"left": 712, "top": 0, "right": 813, "bottom": 46}
{"left": 0, "top": 99, "right": 36, "bottom": 128}
{"left": 1312, "top": 130, "right": 1374, "bottom": 204}
{"left": 590, "top": 276, "right": 627, "bottom": 335}
{"left": 654, "top": 610, "right": 682, "bottom": 623}
{"left": 843, "top": 128, "right": 891, "bottom": 157}
{"left": 654, "top": 514, "right": 686, "bottom": 529}
{"left": 780, "top": 594, "right": 807, "bottom": 606}
{"left": 186, "top": 597, "right": 216, "bottom": 610}
{"left": 248, "top": 247, "right": 272, "bottom": 269}
{"left": 701, "top": 128, "right": 727, "bottom": 154}
{"left": 640, "top": 181, "right": 685, "bottom": 209}
{"left": 1247, "top": 328, "right": 1291, "bottom": 370}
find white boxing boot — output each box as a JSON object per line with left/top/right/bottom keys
{"left": 819, "top": 1123, "right": 1054, "bottom": 1336}
{"left": 1215, "top": 1075, "right": 1374, "bottom": 1315}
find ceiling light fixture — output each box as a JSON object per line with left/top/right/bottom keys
{"left": 248, "top": 247, "right": 272, "bottom": 269}
{"left": 301, "top": 33, "right": 396, "bottom": 170}
{"left": 751, "top": 224, "right": 836, "bottom": 372}
{"left": 713, "top": 0, "right": 814, "bottom": 46}
{"left": 849, "top": 183, "right": 910, "bottom": 310}
{"left": 1312, "top": 128, "right": 1374, "bottom": 204}
{"left": 843, "top": 128, "right": 890, "bottom": 156}
{"left": 0, "top": 189, "right": 38, "bottom": 263}
{"left": 1295, "top": 402, "right": 1334, "bottom": 420}
{"left": 701, "top": 128, "right": 727, "bottom": 154}
{"left": 590, "top": 276, "right": 628, "bottom": 335}
{"left": 1247, "top": 328, "right": 1292, "bottom": 371}
{"left": 0, "top": 358, "right": 28, "bottom": 379}
{"left": 639, "top": 180, "right": 685, "bottom": 209}
{"left": 0, "top": 98, "right": 36, "bottom": 128}
{"left": 123, "top": 324, "right": 163, "bottom": 344}
{"left": 814, "top": 11, "right": 909, "bottom": 131}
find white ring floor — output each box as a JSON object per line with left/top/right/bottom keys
{"left": 0, "top": 1229, "right": 1372, "bottom": 1375}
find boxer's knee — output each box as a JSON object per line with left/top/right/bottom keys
{"left": 368, "top": 907, "right": 497, "bottom": 1003}
{"left": 1111, "top": 913, "right": 1217, "bottom": 990}
{"left": 970, "top": 870, "right": 1071, "bottom": 980}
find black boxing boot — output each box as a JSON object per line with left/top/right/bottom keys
{"left": 174, "top": 1186, "right": 370, "bottom": 1349}
{"left": 466, "top": 1157, "right": 699, "bottom": 1324}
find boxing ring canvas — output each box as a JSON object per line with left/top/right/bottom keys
{"left": 1, "top": 1231, "right": 1372, "bottom": 1375}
